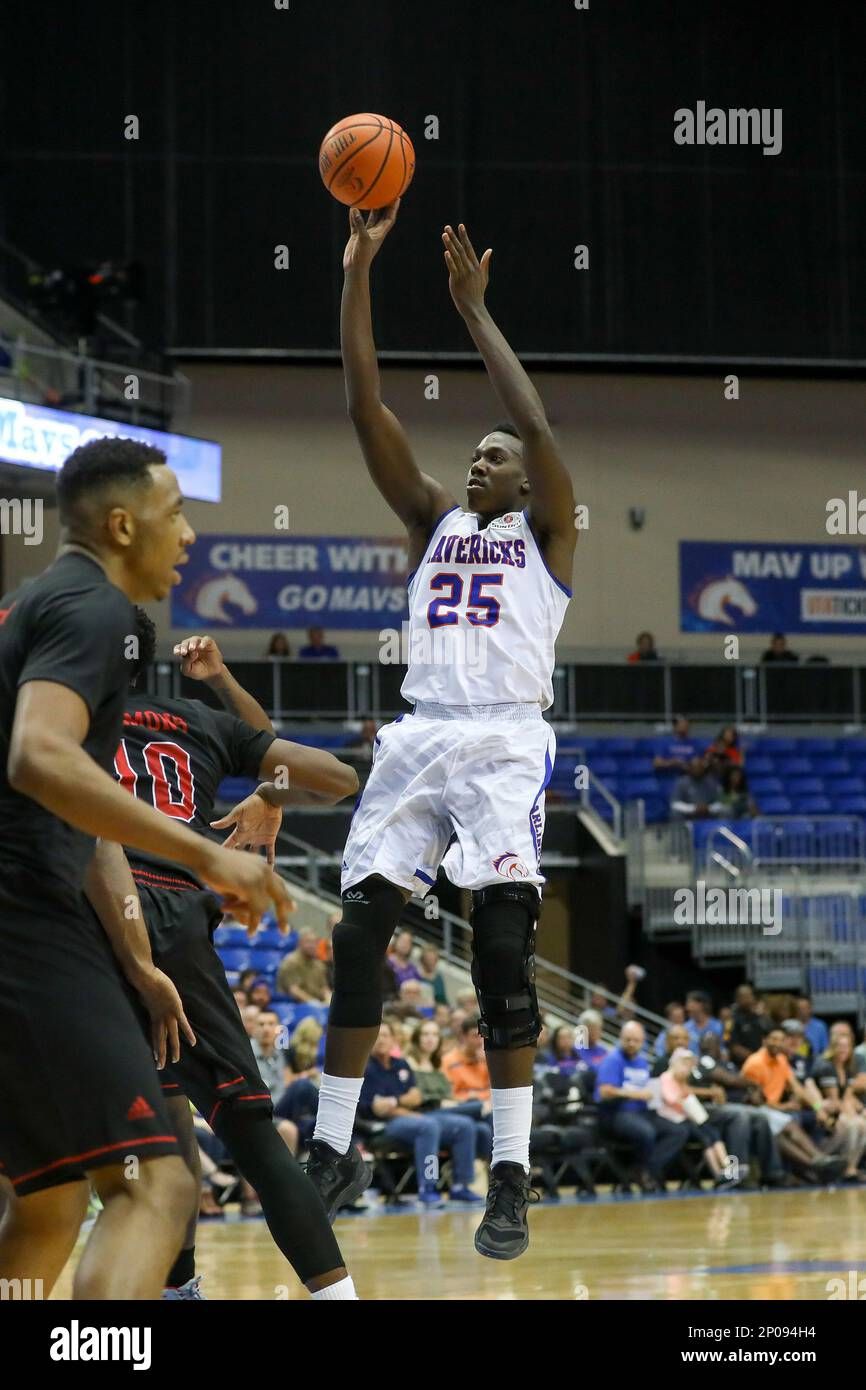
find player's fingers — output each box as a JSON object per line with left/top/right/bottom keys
{"left": 167, "top": 1015, "right": 181, "bottom": 1066}
{"left": 266, "top": 843, "right": 275, "bottom": 867}
{"left": 444, "top": 227, "right": 467, "bottom": 269}
{"left": 209, "top": 813, "right": 233, "bottom": 829}
{"left": 220, "top": 828, "right": 240, "bottom": 850}
{"left": 457, "top": 223, "right": 479, "bottom": 266}
{"left": 153, "top": 1021, "right": 167, "bottom": 1071}
{"left": 179, "top": 1011, "right": 196, "bottom": 1047}
{"left": 444, "top": 249, "right": 457, "bottom": 276}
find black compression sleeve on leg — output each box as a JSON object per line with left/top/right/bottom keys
{"left": 215, "top": 1107, "right": 344, "bottom": 1286}
{"left": 329, "top": 876, "right": 406, "bottom": 1028}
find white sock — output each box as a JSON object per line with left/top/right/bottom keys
{"left": 491, "top": 1086, "right": 533, "bottom": 1173}
{"left": 311, "top": 1275, "right": 358, "bottom": 1301}
{"left": 313, "top": 1074, "right": 364, "bottom": 1155}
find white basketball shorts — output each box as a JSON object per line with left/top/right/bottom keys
{"left": 340, "top": 702, "right": 556, "bottom": 898}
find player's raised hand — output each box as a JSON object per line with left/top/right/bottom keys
{"left": 173, "top": 634, "right": 225, "bottom": 681}
{"left": 442, "top": 223, "right": 492, "bottom": 314}
{"left": 134, "top": 965, "right": 196, "bottom": 1070}
{"left": 343, "top": 199, "right": 401, "bottom": 270}
{"left": 211, "top": 789, "right": 283, "bottom": 866}
{"left": 199, "top": 843, "right": 296, "bottom": 936}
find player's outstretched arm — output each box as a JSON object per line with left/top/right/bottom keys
{"left": 9, "top": 680, "right": 292, "bottom": 929}
{"left": 84, "top": 839, "right": 196, "bottom": 1068}
{"left": 341, "top": 201, "right": 456, "bottom": 537}
{"left": 173, "top": 634, "right": 274, "bottom": 732}
{"left": 443, "top": 222, "right": 576, "bottom": 553}
{"left": 211, "top": 743, "right": 359, "bottom": 862}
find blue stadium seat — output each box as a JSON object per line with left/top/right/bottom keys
{"left": 744, "top": 757, "right": 773, "bottom": 775}
{"left": 217, "top": 947, "right": 252, "bottom": 972}
{"left": 749, "top": 777, "right": 784, "bottom": 796}
{"left": 782, "top": 758, "right": 814, "bottom": 776}
{"left": 253, "top": 925, "right": 294, "bottom": 949}
{"left": 272, "top": 1001, "right": 297, "bottom": 1030}
{"left": 248, "top": 948, "right": 285, "bottom": 975}
{"left": 618, "top": 757, "right": 656, "bottom": 777}
{"left": 290, "top": 1002, "right": 329, "bottom": 1027}
{"left": 279, "top": 730, "right": 355, "bottom": 749}
{"left": 758, "top": 796, "right": 793, "bottom": 814}
{"left": 791, "top": 797, "right": 832, "bottom": 814}
{"left": 588, "top": 758, "right": 618, "bottom": 778}
{"left": 621, "top": 778, "right": 661, "bottom": 799}
{"left": 750, "top": 739, "right": 798, "bottom": 756}
{"left": 840, "top": 737, "right": 866, "bottom": 757}
{"left": 217, "top": 777, "right": 257, "bottom": 802}
{"left": 213, "top": 924, "right": 251, "bottom": 947}
{"left": 602, "top": 738, "right": 638, "bottom": 755}
{"left": 801, "top": 738, "right": 839, "bottom": 755}
{"left": 785, "top": 777, "right": 825, "bottom": 796}
{"left": 832, "top": 796, "right": 866, "bottom": 814}
{"left": 642, "top": 795, "right": 668, "bottom": 823}
{"left": 829, "top": 778, "right": 866, "bottom": 796}
{"left": 821, "top": 758, "right": 852, "bottom": 777}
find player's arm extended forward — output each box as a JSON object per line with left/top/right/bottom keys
{"left": 256, "top": 739, "right": 359, "bottom": 807}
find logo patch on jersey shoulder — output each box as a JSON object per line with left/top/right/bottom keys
{"left": 489, "top": 511, "right": 523, "bottom": 533}
{"left": 493, "top": 852, "right": 531, "bottom": 880}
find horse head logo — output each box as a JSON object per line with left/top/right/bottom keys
{"left": 695, "top": 576, "right": 757, "bottom": 627}
{"left": 194, "top": 575, "right": 258, "bottom": 624}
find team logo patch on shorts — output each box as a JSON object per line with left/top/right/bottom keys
{"left": 493, "top": 852, "right": 530, "bottom": 880}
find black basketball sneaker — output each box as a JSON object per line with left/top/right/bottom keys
{"left": 474, "top": 1162, "right": 540, "bottom": 1260}
{"left": 304, "top": 1139, "right": 372, "bottom": 1223}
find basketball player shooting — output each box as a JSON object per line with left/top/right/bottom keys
{"left": 306, "top": 202, "right": 577, "bottom": 1259}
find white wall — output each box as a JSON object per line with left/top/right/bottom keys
{"left": 5, "top": 365, "right": 864, "bottom": 663}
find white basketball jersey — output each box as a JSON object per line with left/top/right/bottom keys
{"left": 401, "top": 505, "right": 571, "bottom": 710}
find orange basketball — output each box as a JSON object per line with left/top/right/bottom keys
{"left": 318, "top": 113, "right": 415, "bottom": 210}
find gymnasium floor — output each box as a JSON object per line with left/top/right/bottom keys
{"left": 53, "top": 1185, "right": 866, "bottom": 1300}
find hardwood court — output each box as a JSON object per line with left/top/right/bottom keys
{"left": 52, "top": 1186, "right": 866, "bottom": 1300}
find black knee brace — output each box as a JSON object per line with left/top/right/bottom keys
{"left": 469, "top": 882, "right": 542, "bottom": 1050}
{"left": 328, "top": 876, "right": 406, "bottom": 1028}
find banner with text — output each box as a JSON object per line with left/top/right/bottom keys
{"left": 680, "top": 540, "right": 866, "bottom": 634}
{"left": 171, "top": 534, "right": 410, "bottom": 629}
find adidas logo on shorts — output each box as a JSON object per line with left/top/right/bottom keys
{"left": 126, "top": 1096, "right": 155, "bottom": 1122}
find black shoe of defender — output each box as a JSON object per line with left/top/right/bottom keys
{"left": 304, "top": 1140, "right": 371, "bottom": 1223}
{"left": 474, "top": 1162, "right": 540, "bottom": 1261}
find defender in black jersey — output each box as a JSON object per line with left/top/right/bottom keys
{"left": 0, "top": 439, "right": 290, "bottom": 1302}
{"left": 108, "top": 611, "right": 361, "bottom": 1297}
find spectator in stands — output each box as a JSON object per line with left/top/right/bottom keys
{"left": 588, "top": 968, "right": 642, "bottom": 1021}
{"left": 298, "top": 626, "right": 341, "bottom": 660}
{"left": 679, "top": 1031, "right": 791, "bottom": 1188}
{"left": 671, "top": 756, "right": 724, "bottom": 820}
{"left": 653, "top": 715, "right": 697, "bottom": 775}
{"left": 544, "top": 1026, "right": 582, "bottom": 1077}
{"left": 416, "top": 944, "right": 449, "bottom": 1005}
{"left": 854, "top": 1025, "right": 866, "bottom": 1071}
{"left": 576, "top": 1009, "right": 609, "bottom": 1066}
{"left": 719, "top": 765, "right": 757, "bottom": 819}
{"left": 316, "top": 920, "right": 336, "bottom": 992}
{"left": 761, "top": 633, "right": 799, "bottom": 664}
{"left": 276, "top": 929, "right": 331, "bottom": 1005}
{"left": 651, "top": 1024, "right": 691, "bottom": 1074}
{"left": 810, "top": 1026, "right": 866, "bottom": 1182}
{"left": 249, "top": 979, "right": 272, "bottom": 1010}
{"left": 794, "top": 995, "right": 829, "bottom": 1057}
{"left": 434, "top": 1002, "right": 453, "bottom": 1039}
{"left": 651, "top": 1048, "right": 741, "bottom": 1188}
{"left": 238, "top": 968, "right": 258, "bottom": 997}
{"left": 388, "top": 929, "right": 422, "bottom": 988}
{"left": 265, "top": 632, "right": 291, "bottom": 658}
{"left": 627, "top": 631, "right": 659, "bottom": 663}
{"left": 742, "top": 1027, "right": 845, "bottom": 1183}
{"left": 780, "top": 1018, "right": 814, "bottom": 1086}
{"left": 394, "top": 977, "right": 434, "bottom": 1019}
{"left": 442, "top": 1018, "right": 492, "bottom": 1105}
{"left": 654, "top": 1002, "right": 688, "bottom": 1057}
{"left": 728, "top": 984, "right": 769, "bottom": 1064}
{"left": 718, "top": 725, "right": 744, "bottom": 765}
{"left": 684, "top": 991, "right": 723, "bottom": 1048}
{"left": 588, "top": 986, "right": 617, "bottom": 1020}
{"left": 274, "top": 1017, "right": 322, "bottom": 1146}
{"left": 242, "top": 1004, "right": 261, "bottom": 1038}
{"left": 359, "top": 1021, "right": 482, "bottom": 1206}
{"left": 595, "top": 1021, "right": 690, "bottom": 1192}
{"left": 406, "top": 1019, "right": 492, "bottom": 1156}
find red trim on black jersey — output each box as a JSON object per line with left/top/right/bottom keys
{"left": 10, "top": 1135, "right": 179, "bottom": 1187}
{"left": 130, "top": 866, "right": 201, "bottom": 892}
